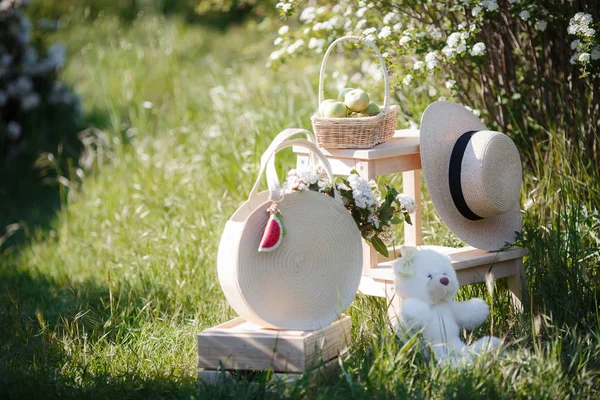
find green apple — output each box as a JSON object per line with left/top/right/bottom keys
{"left": 364, "top": 102, "right": 381, "bottom": 116}
{"left": 318, "top": 99, "right": 336, "bottom": 116}
{"left": 337, "top": 87, "right": 354, "bottom": 101}
{"left": 322, "top": 101, "right": 348, "bottom": 118}
{"left": 343, "top": 89, "right": 370, "bottom": 112}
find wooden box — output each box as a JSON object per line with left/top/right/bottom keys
{"left": 197, "top": 315, "right": 351, "bottom": 379}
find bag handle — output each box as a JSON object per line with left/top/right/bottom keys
{"left": 260, "top": 128, "right": 317, "bottom": 169}
{"left": 248, "top": 138, "right": 338, "bottom": 204}
{"left": 318, "top": 35, "right": 390, "bottom": 110}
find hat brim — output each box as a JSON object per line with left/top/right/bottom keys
{"left": 419, "top": 101, "right": 521, "bottom": 251}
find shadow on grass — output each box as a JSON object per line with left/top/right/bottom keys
{"left": 0, "top": 105, "right": 116, "bottom": 252}
{"left": 0, "top": 256, "right": 201, "bottom": 399}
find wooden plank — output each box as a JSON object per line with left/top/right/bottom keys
{"left": 507, "top": 258, "right": 527, "bottom": 311}
{"left": 304, "top": 316, "right": 351, "bottom": 367}
{"left": 402, "top": 169, "right": 423, "bottom": 246}
{"left": 372, "top": 152, "right": 422, "bottom": 175}
{"left": 198, "top": 315, "right": 351, "bottom": 374}
{"left": 366, "top": 247, "right": 527, "bottom": 282}
{"left": 364, "top": 259, "right": 521, "bottom": 299}
{"left": 293, "top": 130, "right": 420, "bottom": 161}
{"left": 198, "top": 356, "right": 340, "bottom": 385}
{"left": 455, "top": 260, "right": 518, "bottom": 286}
{"left": 358, "top": 275, "right": 387, "bottom": 297}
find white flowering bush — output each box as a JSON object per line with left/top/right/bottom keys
{"left": 283, "top": 166, "right": 414, "bottom": 256}
{"left": 271, "top": 0, "right": 600, "bottom": 173}
{"left": 0, "top": 0, "right": 81, "bottom": 164}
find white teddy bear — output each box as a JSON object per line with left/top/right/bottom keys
{"left": 388, "top": 246, "right": 501, "bottom": 366}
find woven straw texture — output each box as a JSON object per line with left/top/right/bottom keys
{"left": 217, "top": 129, "right": 362, "bottom": 330}
{"left": 419, "top": 101, "right": 522, "bottom": 251}
{"left": 311, "top": 36, "right": 397, "bottom": 149}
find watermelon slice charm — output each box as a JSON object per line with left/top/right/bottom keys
{"left": 258, "top": 204, "right": 284, "bottom": 252}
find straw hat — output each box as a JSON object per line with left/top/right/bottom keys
{"left": 419, "top": 101, "right": 522, "bottom": 251}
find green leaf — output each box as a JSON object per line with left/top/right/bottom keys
{"left": 390, "top": 217, "right": 403, "bottom": 224}
{"left": 370, "top": 236, "right": 389, "bottom": 258}
{"left": 404, "top": 213, "right": 412, "bottom": 225}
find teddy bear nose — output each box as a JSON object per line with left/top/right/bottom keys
{"left": 440, "top": 277, "right": 449, "bottom": 286}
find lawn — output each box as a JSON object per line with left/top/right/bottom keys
{"left": 1, "top": 12, "right": 599, "bottom": 399}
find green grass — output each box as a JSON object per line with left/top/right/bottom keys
{"left": 1, "top": 13, "right": 599, "bottom": 399}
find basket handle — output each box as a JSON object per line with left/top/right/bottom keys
{"left": 318, "top": 35, "right": 390, "bottom": 110}
{"left": 248, "top": 138, "right": 338, "bottom": 204}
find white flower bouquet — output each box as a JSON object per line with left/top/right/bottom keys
{"left": 283, "top": 166, "right": 415, "bottom": 257}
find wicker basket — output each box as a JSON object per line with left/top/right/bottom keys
{"left": 311, "top": 36, "right": 397, "bottom": 149}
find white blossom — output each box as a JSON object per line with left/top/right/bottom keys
{"left": 571, "top": 40, "right": 580, "bottom": 50}
{"left": 286, "top": 39, "right": 305, "bottom": 54}
{"left": 402, "top": 74, "right": 413, "bottom": 85}
{"left": 519, "top": 10, "right": 530, "bottom": 21}
{"left": 383, "top": 12, "right": 397, "bottom": 25}
{"left": 356, "top": 19, "right": 367, "bottom": 30}
{"left": 356, "top": 7, "right": 368, "bottom": 18}
{"left": 393, "top": 22, "right": 403, "bottom": 32}
{"left": 534, "top": 20, "right": 547, "bottom": 32}
{"left": 278, "top": 25, "right": 289, "bottom": 35}
{"left": 579, "top": 52, "right": 591, "bottom": 62}
{"left": 472, "top": 6, "right": 482, "bottom": 17}
{"left": 332, "top": 4, "right": 344, "bottom": 14}
{"left": 363, "top": 27, "right": 377, "bottom": 36}
{"left": 413, "top": 60, "right": 424, "bottom": 70}
{"left": 445, "top": 79, "right": 456, "bottom": 89}
{"left": 379, "top": 26, "right": 392, "bottom": 39}
{"left": 347, "top": 174, "right": 379, "bottom": 211}
{"left": 425, "top": 51, "right": 438, "bottom": 70}
{"left": 315, "top": 6, "right": 328, "bottom": 15}
{"left": 21, "top": 93, "right": 40, "bottom": 111}
{"left": 7, "top": 121, "right": 21, "bottom": 140}
{"left": 308, "top": 37, "right": 326, "bottom": 52}
{"left": 582, "top": 27, "right": 595, "bottom": 37}
{"left": 396, "top": 194, "right": 417, "bottom": 213}
{"left": 48, "top": 43, "right": 67, "bottom": 69}
{"left": 456, "top": 42, "right": 467, "bottom": 54}
{"left": 273, "top": 37, "right": 283, "bottom": 46}
{"left": 470, "top": 42, "right": 486, "bottom": 56}
{"left": 275, "top": 2, "right": 292, "bottom": 13}
{"left": 442, "top": 46, "right": 455, "bottom": 57}
{"left": 367, "top": 215, "right": 380, "bottom": 229}
{"left": 568, "top": 12, "right": 593, "bottom": 35}
{"left": 447, "top": 32, "right": 461, "bottom": 48}
{"left": 299, "top": 7, "right": 316, "bottom": 23}
{"left": 482, "top": 0, "right": 499, "bottom": 12}
{"left": 570, "top": 52, "right": 579, "bottom": 65}
{"left": 399, "top": 35, "right": 411, "bottom": 46}
{"left": 269, "top": 48, "right": 285, "bottom": 60}
{"left": 428, "top": 26, "right": 442, "bottom": 40}
{"left": 591, "top": 48, "right": 600, "bottom": 60}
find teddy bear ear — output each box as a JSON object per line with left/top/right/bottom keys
{"left": 399, "top": 245, "right": 417, "bottom": 258}
{"left": 393, "top": 246, "right": 418, "bottom": 277}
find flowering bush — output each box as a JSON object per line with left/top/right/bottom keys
{"left": 283, "top": 166, "right": 415, "bottom": 256}
{"left": 271, "top": 1, "right": 600, "bottom": 174}
{"left": 0, "top": 0, "right": 81, "bottom": 164}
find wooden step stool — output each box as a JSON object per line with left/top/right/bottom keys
{"left": 294, "top": 129, "right": 527, "bottom": 309}
{"left": 197, "top": 315, "right": 351, "bottom": 383}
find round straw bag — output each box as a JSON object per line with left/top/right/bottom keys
{"left": 217, "top": 128, "right": 363, "bottom": 330}
{"left": 311, "top": 36, "right": 397, "bottom": 149}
